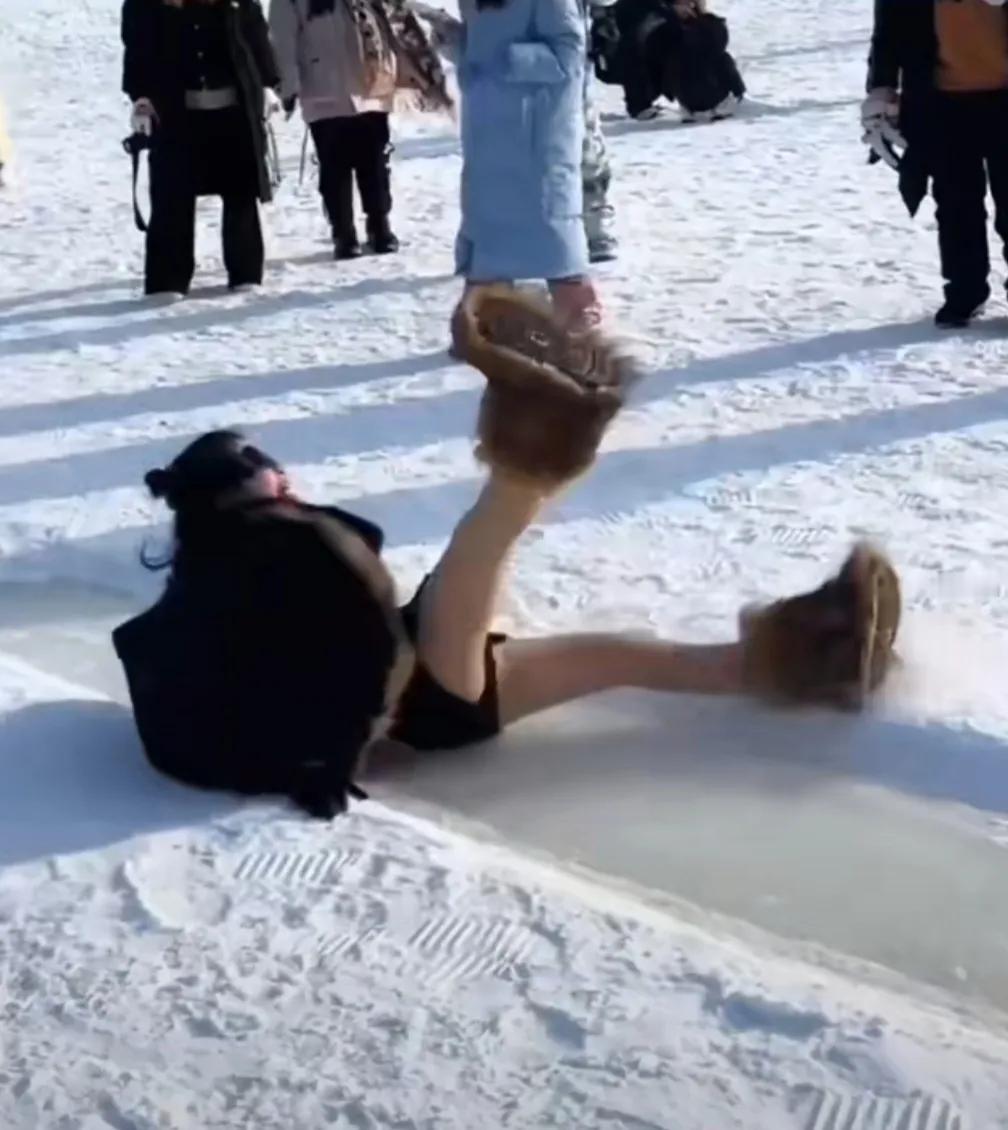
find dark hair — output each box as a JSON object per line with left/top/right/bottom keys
{"left": 142, "top": 429, "right": 282, "bottom": 571}
{"left": 307, "top": 0, "right": 336, "bottom": 16}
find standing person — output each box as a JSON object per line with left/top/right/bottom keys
{"left": 450, "top": 0, "right": 603, "bottom": 341}
{"left": 269, "top": 0, "right": 452, "bottom": 260}
{"left": 583, "top": 0, "right": 618, "bottom": 262}
{"left": 113, "top": 287, "right": 902, "bottom": 819}
{"left": 864, "top": 0, "right": 1008, "bottom": 328}
{"left": 419, "top": 0, "right": 616, "bottom": 262}
{"left": 121, "top": 0, "right": 282, "bottom": 298}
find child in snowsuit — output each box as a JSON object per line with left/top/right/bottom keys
{"left": 582, "top": 0, "right": 618, "bottom": 261}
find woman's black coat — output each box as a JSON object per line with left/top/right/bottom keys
{"left": 121, "top": 0, "right": 281, "bottom": 202}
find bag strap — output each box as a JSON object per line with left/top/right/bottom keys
{"left": 123, "top": 137, "right": 149, "bottom": 233}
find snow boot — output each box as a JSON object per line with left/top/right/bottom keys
{"left": 334, "top": 229, "right": 363, "bottom": 260}
{"left": 366, "top": 215, "right": 399, "bottom": 255}
{"left": 935, "top": 291, "right": 987, "bottom": 328}
{"left": 739, "top": 541, "right": 901, "bottom": 711}
{"left": 588, "top": 232, "right": 619, "bottom": 263}
{"left": 455, "top": 285, "right": 640, "bottom": 487}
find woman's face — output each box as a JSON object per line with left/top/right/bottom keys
{"left": 241, "top": 466, "right": 294, "bottom": 502}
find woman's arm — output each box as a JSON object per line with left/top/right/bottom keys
{"left": 866, "top": 0, "right": 901, "bottom": 92}
{"left": 267, "top": 0, "right": 301, "bottom": 98}
{"left": 246, "top": 0, "right": 283, "bottom": 90}
{"left": 499, "top": 0, "right": 585, "bottom": 84}
{"left": 120, "top": 0, "right": 156, "bottom": 102}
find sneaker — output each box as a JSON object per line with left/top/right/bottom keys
{"left": 632, "top": 105, "right": 662, "bottom": 122}
{"left": 935, "top": 294, "right": 987, "bottom": 328}
{"left": 588, "top": 233, "right": 618, "bottom": 263}
{"left": 334, "top": 231, "right": 362, "bottom": 260}
{"left": 711, "top": 93, "right": 741, "bottom": 120}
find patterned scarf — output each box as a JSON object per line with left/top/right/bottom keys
{"left": 345, "top": 0, "right": 455, "bottom": 114}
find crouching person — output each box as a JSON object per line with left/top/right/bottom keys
{"left": 590, "top": 0, "right": 744, "bottom": 121}
{"left": 121, "top": 0, "right": 282, "bottom": 298}
{"left": 114, "top": 289, "right": 902, "bottom": 819}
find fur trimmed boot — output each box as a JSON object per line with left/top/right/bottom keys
{"left": 739, "top": 541, "right": 901, "bottom": 711}
{"left": 454, "top": 285, "right": 640, "bottom": 486}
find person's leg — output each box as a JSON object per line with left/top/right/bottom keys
{"left": 145, "top": 141, "right": 197, "bottom": 296}
{"left": 413, "top": 472, "right": 550, "bottom": 703}
{"left": 931, "top": 94, "right": 990, "bottom": 322}
{"left": 495, "top": 634, "right": 744, "bottom": 725}
{"left": 354, "top": 112, "right": 398, "bottom": 253}
{"left": 982, "top": 92, "right": 1008, "bottom": 290}
{"left": 221, "top": 193, "right": 264, "bottom": 289}
{"left": 582, "top": 61, "right": 617, "bottom": 262}
{"left": 310, "top": 117, "right": 359, "bottom": 257}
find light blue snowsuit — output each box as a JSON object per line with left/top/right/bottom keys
{"left": 453, "top": 0, "right": 589, "bottom": 282}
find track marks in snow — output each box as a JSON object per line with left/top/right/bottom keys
{"left": 232, "top": 847, "right": 362, "bottom": 886}
{"left": 408, "top": 913, "right": 537, "bottom": 987}
{"left": 791, "top": 1087, "right": 967, "bottom": 1130}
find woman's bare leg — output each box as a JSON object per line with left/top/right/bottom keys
{"left": 415, "top": 472, "right": 551, "bottom": 702}
{"left": 496, "top": 633, "right": 744, "bottom": 726}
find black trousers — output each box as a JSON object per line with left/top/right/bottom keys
{"left": 145, "top": 108, "right": 264, "bottom": 295}
{"left": 309, "top": 112, "right": 392, "bottom": 237}
{"left": 931, "top": 90, "right": 1008, "bottom": 305}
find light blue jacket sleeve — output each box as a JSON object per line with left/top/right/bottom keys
{"left": 498, "top": 0, "right": 584, "bottom": 84}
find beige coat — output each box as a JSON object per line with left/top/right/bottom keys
{"left": 268, "top": 0, "right": 396, "bottom": 120}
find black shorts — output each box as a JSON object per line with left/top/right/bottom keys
{"left": 388, "top": 578, "right": 506, "bottom": 751}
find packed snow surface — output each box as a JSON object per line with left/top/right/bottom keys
{"left": 3, "top": 0, "right": 1008, "bottom": 1126}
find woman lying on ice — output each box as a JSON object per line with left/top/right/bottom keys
{"left": 113, "top": 288, "right": 902, "bottom": 819}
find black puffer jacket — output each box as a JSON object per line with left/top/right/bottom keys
{"left": 121, "top": 0, "right": 281, "bottom": 202}
{"left": 865, "top": 0, "right": 1008, "bottom": 215}
{"left": 113, "top": 502, "right": 399, "bottom": 819}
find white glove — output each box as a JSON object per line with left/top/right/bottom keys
{"left": 264, "top": 88, "right": 282, "bottom": 118}
{"left": 130, "top": 97, "right": 156, "bottom": 136}
{"left": 861, "top": 87, "right": 905, "bottom": 170}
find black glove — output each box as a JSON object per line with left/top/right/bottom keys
{"left": 283, "top": 94, "right": 298, "bottom": 120}
{"left": 289, "top": 761, "right": 368, "bottom": 820}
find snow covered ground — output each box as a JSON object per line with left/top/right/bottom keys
{"left": 3, "top": 0, "right": 1008, "bottom": 1125}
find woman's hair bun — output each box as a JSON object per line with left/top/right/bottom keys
{"left": 144, "top": 467, "right": 175, "bottom": 501}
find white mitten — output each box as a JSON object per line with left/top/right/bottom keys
{"left": 130, "top": 97, "right": 156, "bottom": 136}
{"left": 860, "top": 87, "right": 905, "bottom": 170}
{"left": 263, "top": 88, "right": 282, "bottom": 118}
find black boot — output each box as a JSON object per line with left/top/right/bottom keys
{"left": 935, "top": 286, "right": 988, "bottom": 328}
{"left": 365, "top": 215, "right": 399, "bottom": 255}
{"left": 334, "top": 229, "right": 362, "bottom": 260}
